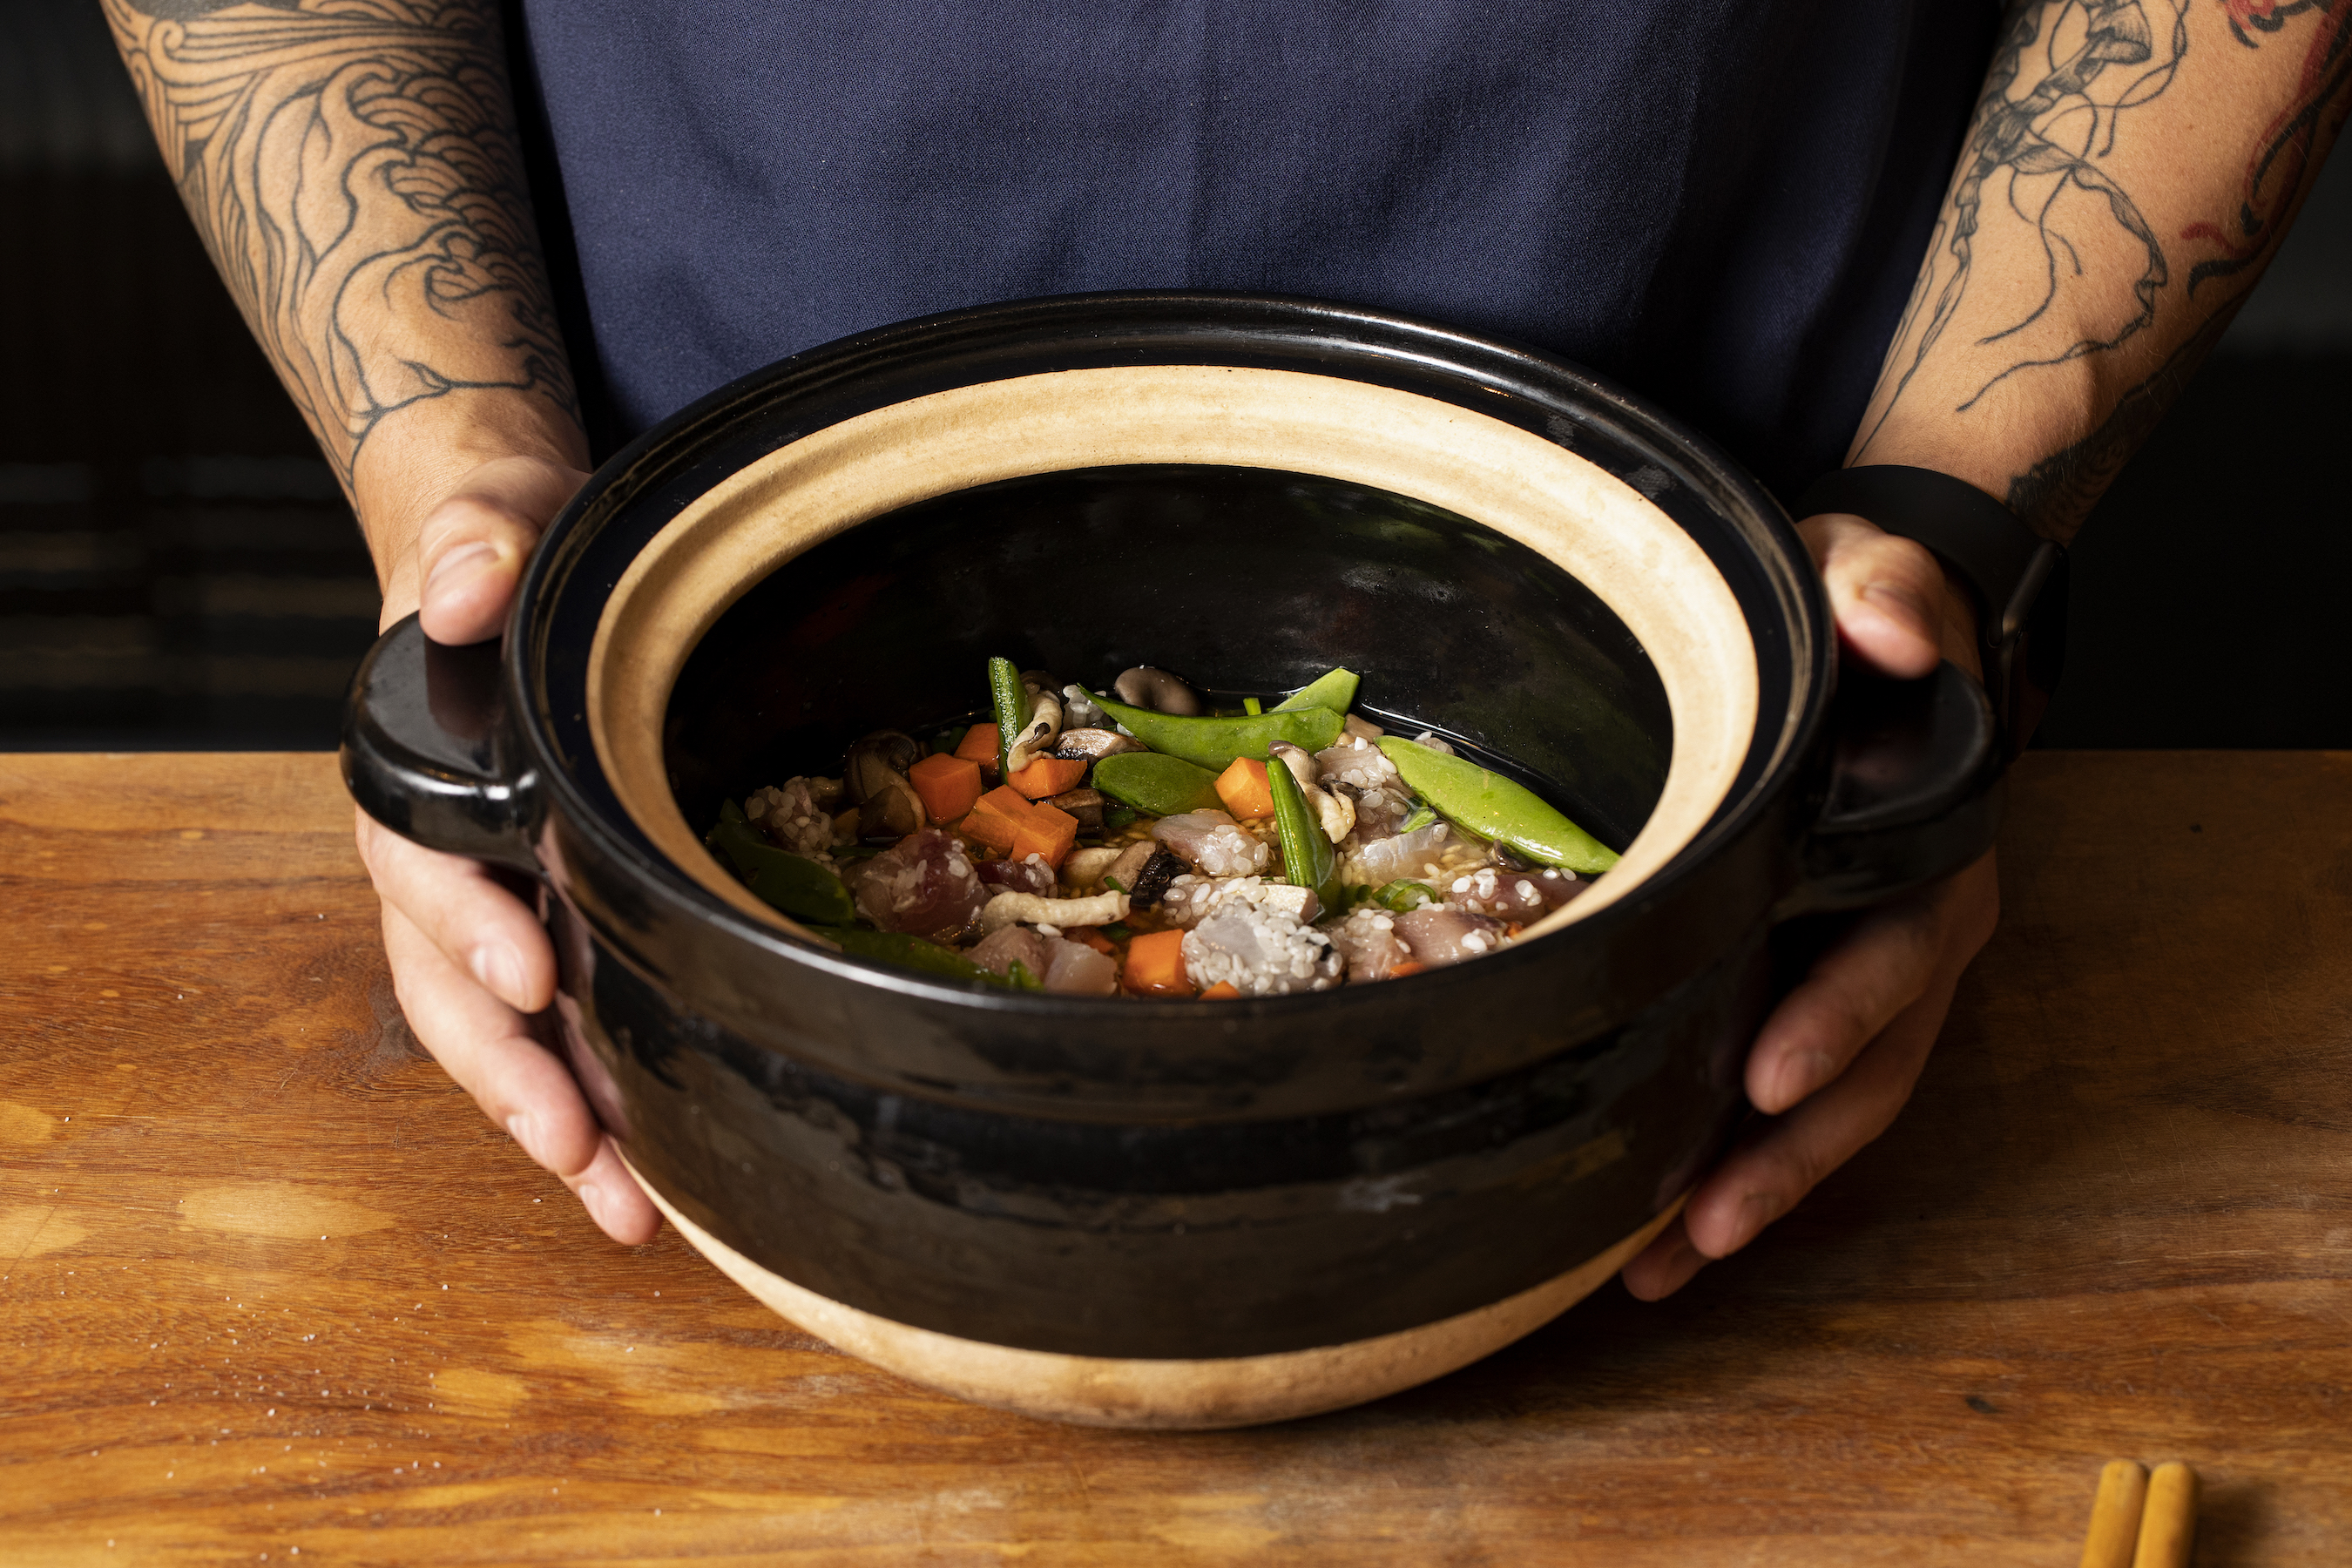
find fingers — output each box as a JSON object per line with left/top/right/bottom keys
{"left": 412, "top": 456, "right": 588, "bottom": 645}
{"left": 1623, "top": 855, "right": 1999, "bottom": 1301}
{"left": 1797, "top": 510, "right": 1950, "bottom": 680}
{"left": 1679, "top": 963, "right": 1956, "bottom": 1263}
{"left": 357, "top": 809, "right": 555, "bottom": 1015}
{"left": 1743, "top": 896, "right": 1947, "bottom": 1116}
{"left": 1621, "top": 1213, "right": 1707, "bottom": 1302}
{"left": 382, "top": 902, "right": 659, "bottom": 1246}
{"left": 566, "top": 1136, "right": 663, "bottom": 1246}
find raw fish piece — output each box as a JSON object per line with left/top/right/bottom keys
{"left": 1390, "top": 906, "right": 1509, "bottom": 967}
{"left": 849, "top": 828, "right": 988, "bottom": 942}
{"left": 1043, "top": 941, "right": 1119, "bottom": 997}
{"left": 1151, "top": 808, "right": 1271, "bottom": 877}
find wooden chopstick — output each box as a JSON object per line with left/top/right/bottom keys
{"left": 2078, "top": 1458, "right": 2198, "bottom": 1568}
{"left": 2078, "top": 1460, "right": 2148, "bottom": 1568}
{"left": 2133, "top": 1462, "right": 2198, "bottom": 1568}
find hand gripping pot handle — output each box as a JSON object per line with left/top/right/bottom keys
{"left": 1779, "top": 463, "right": 2069, "bottom": 916}
{"left": 1783, "top": 659, "right": 2004, "bottom": 916}
{"left": 341, "top": 613, "right": 543, "bottom": 874}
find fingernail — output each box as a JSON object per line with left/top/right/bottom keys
{"left": 1862, "top": 579, "right": 1933, "bottom": 643}
{"left": 504, "top": 1112, "right": 549, "bottom": 1166}
{"left": 577, "top": 1180, "right": 611, "bottom": 1229}
{"left": 470, "top": 943, "right": 525, "bottom": 1005}
{"left": 424, "top": 541, "right": 497, "bottom": 605}
{"left": 1774, "top": 1049, "right": 1835, "bottom": 1111}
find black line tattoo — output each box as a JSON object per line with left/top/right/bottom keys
{"left": 103, "top": 0, "right": 578, "bottom": 488}
{"left": 1855, "top": 0, "right": 2191, "bottom": 470}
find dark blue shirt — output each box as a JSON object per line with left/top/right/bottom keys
{"left": 514, "top": 2, "right": 1992, "bottom": 497}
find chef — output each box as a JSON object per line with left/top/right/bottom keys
{"left": 103, "top": 0, "right": 2345, "bottom": 1295}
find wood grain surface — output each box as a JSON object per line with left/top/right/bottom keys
{"left": 1, "top": 751, "right": 2347, "bottom": 1565}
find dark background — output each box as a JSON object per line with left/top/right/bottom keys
{"left": 3, "top": 0, "right": 2346, "bottom": 751}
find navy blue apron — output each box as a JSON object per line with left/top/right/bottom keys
{"left": 512, "top": 1, "right": 1992, "bottom": 497}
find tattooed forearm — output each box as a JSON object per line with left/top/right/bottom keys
{"left": 1849, "top": 0, "right": 2349, "bottom": 541}
{"left": 102, "top": 0, "right": 578, "bottom": 489}
{"left": 2184, "top": 1, "right": 2351, "bottom": 293}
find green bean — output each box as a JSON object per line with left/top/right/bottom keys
{"left": 1083, "top": 689, "right": 1344, "bottom": 771}
{"left": 705, "top": 808, "right": 858, "bottom": 924}
{"left": 1376, "top": 880, "right": 1440, "bottom": 912}
{"left": 1004, "top": 959, "right": 1044, "bottom": 992}
{"left": 1266, "top": 744, "right": 1342, "bottom": 907}
{"left": 1092, "top": 751, "right": 1223, "bottom": 816}
{"left": 810, "top": 926, "right": 1012, "bottom": 987}
{"left": 1273, "top": 666, "right": 1359, "bottom": 713}
{"left": 1375, "top": 738, "right": 1619, "bottom": 874}
{"left": 987, "top": 656, "right": 1026, "bottom": 774}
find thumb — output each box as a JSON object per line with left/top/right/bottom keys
{"left": 1796, "top": 510, "right": 1959, "bottom": 681}
{"left": 410, "top": 456, "right": 590, "bottom": 645}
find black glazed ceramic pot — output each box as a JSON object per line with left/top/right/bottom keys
{"left": 343, "top": 293, "right": 2010, "bottom": 1427}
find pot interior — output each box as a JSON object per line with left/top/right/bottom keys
{"left": 583, "top": 362, "right": 1760, "bottom": 940}
{"left": 664, "top": 465, "right": 1671, "bottom": 855}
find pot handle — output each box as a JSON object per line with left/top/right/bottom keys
{"left": 340, "top": 613, "right": 543, "bottom": 874}
{"left": 1779, "top": 659, "right": 2004, "bottom": 916}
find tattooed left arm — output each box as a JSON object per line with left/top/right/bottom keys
{"left": 1854, "top": 0, "right": 2349, "bottom": 541}
{"left": 1626, "top": 0, "right": 2346, "bottom": 1300}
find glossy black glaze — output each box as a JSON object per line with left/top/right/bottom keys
{"left": 343, "top": 293, "right": 2016, "bottom": 1361}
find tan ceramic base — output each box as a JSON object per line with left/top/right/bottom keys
{"left": 625, "top": 1154, "right": 1680, "bottom": 1429}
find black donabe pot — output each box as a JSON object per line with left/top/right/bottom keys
{"left": 344, "top": 294, "right": 2006, "bottom": 1428}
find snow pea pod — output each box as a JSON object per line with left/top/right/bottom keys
{"left": 1084, "top": 689, "right": 1343, "bottom": 771}
{"left": 705, "top": 805, "right": 857, "bottom": 924}
{"left": 1266, "top": 743, "right": 1342, "bottom": 908}
{"left": 1273, "top": 666, "right": 1359, "bottom": 714}
{"left": 1375, "top": 738, "right": 1619, "bottom": 874}
{"left": 810, "top": 926, "right": 1012, "bottom": 987}
{"left": 1092, "top": 751, "right": 1223, "bottom": 816}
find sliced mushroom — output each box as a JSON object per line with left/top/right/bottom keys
{"left": 1059, "top": 845, "right": 1125, "bottom": 890}
{"left": 1270, "top": 740, "right": 1355, "bottom": 843}
{"left": 1114, "top": 666, "right": 1200, "bottom": 716}
{"left": 978, "top": 888, "right": 1132, "bottom": 936}
{"left": 1047, "top": 787, "right": 1105, "bottom": 831}
{"left": 1004, "top": 672, "right": 1064, "bottom": 774}
{"left": 1125, "top": 846, "right": 1186, "bottom": 909}
{"left": 1060, "top": 684, "right": 1108, "bottom": 730}
{"left": 1099, "top": 840, "right": 1158, "bottom": 896}
{"left": 843, "top": 730, "right": 926, "bottom": 841}
{"left": 1051, "top": 727, "right": 1146, "bottom": 761}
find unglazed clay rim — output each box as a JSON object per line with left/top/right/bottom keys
{"left": 622, "top": 1150, "right": 1683, "bottom": 1429}
{"left": 585, "top": 363, "right": 1760, "bottom": 944}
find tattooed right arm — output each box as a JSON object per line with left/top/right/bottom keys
{"left": 106, "top": 1, "right": 653, "bottom": 1243}
{"left": 103, "top": 0, "right": 588, "bottom": 600}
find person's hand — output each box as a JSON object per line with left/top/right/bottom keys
{"left": 354, "top": 455, "right": 663, "bottom": 1245}
{"left": 1620, "top": 510, "right": 2000, "bottom": 1301}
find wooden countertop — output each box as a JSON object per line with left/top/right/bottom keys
{"left": 3, "top": 751, "right": 2348, "bottom": 1564}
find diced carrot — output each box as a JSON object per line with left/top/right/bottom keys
{"left": 1214, "top": 756, "right": 1274, "bottom": 820}
{"left": 954, "top": 722, "right": 1001, "bottom": 767}
{"left": 958, "top": 787, "right": 1027, "bottom": 853}
{"left": 976, "top": 783, "right": 1031, "bottom": 818}
{"left": 1007, "top": 755, "right": 1088, "bottom": 800}
{"left": 1199, "top": 981, "right": 1241, "bottom": 1001}
{"left": 1010, "top": 799, "right": 1078, "bottom": 869}
{"left": 1387, "top": 960, "right": 1429, "bottom": 979}
{"left": 908, "top": 751, "right": 983, "bottom": 825}
{"left": 1066, "top": 927, "right": 1119, "bottom": 956}
{"left": 1122, "top": 929, "right": 1190, "bottom": 995}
